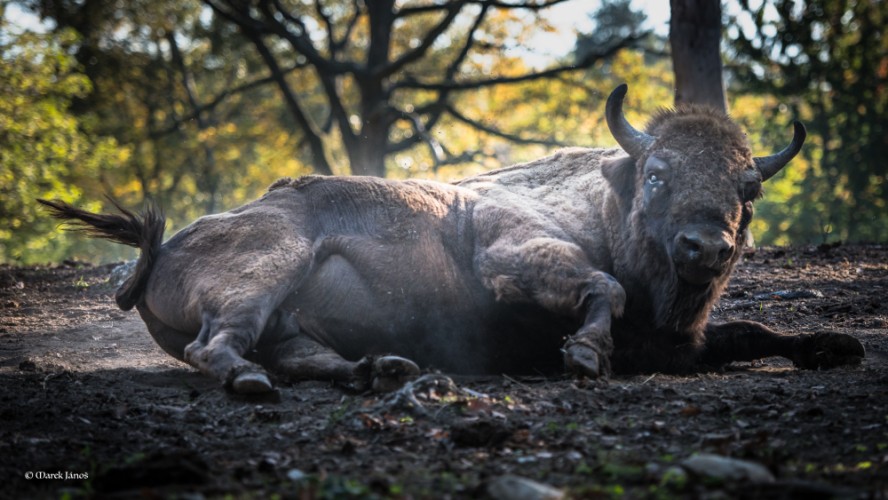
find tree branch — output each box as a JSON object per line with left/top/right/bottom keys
{"left": 207, "top": 0, "right": 351, "bottom": 74}
{"left": 249, "top": 32, "right": 335, "bottom": 176}
{"left": 393, "top": 34, "right": 643, "bottom": 91}
{"left": 389, "top": 109, "right": 494, "bottom": 170}
{"left": 208, "top": 0, "right": 353, "bottom": 75}
{"left": 166, "top": 31, "right": 221, "bottom": 212}
{"left": 151, "top": 62, "right": 305, "bottom": 139}
{"left": 445, "top": 104, "right": 569, "bottom": 147}
{"left": 480, "top": 0, "right": 573, "bottom": 10}
{"left": 383, "top": 5, "right": 490, "bottom": 149}
{"left": 377, "top": 1, "right": 466, "bottom": 78}
{"left": 203, "top": 0, "right": 266, "bottom": 34}
{"left": 434, "top": 149, "right": 490, "bottom": 168}
{"left": 263, "top": 0, "right": 326, "bottom": 64}
{"left": 395, "top": 109, "right": 447, "bottom": 164}
{"left": 254, "top": 0, "right": 357, "bottom": 147}
{"left": 333, "top": 0, "right": 362, "bottom": 54}
{"left": 166, "top": 32, "right": 209, "bottom": 129}
{"left": 313, "top": 0, "right": 337, "bottom": 56}
{"left": 445, "top": 3, "right": 490, "bottom": 80}
{"left": 397, "top": 0, "right": 572, "bottom": 18}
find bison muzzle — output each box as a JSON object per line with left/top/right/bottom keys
{"left": 39, "top": 84, "right": 864, "bottom": 393}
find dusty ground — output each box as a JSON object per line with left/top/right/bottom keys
{"left": 1, "top": 245, "right": 887, "bottom": 499}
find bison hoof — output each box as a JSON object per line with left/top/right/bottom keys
{"left": 795, "top": 332, "right": 865, "bottom": 370}
{"left": 564, "top": 343, "right": 609, "bottom": 379}
{"left": 231, "top": 371, "right": 274, "bottom": 394}
{"left": 371, "top": 356, "right": 421, "bottom": 393}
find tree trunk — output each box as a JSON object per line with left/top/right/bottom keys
{"left": 669, "top": 0, "right": 727, "bottom": 112}
{"left": 349, "top": 0, "right": 395, "bottom": 177}
{"left": 349, "top": 134, "right": 389, "bottom": 177}
{"left": 348, "top": 103, "right": 390, "bottom": 177}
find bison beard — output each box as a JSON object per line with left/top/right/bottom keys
{"left": 38, "top": 85, "right": 865, "bottom": 394}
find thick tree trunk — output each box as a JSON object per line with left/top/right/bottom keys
{"left": 350, "top": 0, "right": 395, "bottom": 177}
{"left": 669, "top": 0, "right": 727, "bottom": 112}
{"left": 347, "top": 113, "right": 389, "bottom": 177}
{"left": 349, "top": 138, "right": 388, "bottom": 177}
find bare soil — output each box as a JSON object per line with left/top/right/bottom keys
{"left": 1, "top": 245, "right": 887, "bottom": 499}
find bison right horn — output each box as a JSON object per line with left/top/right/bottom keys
{"left": 605, "top": 84, "right": 655, "bottom": 158}
{"left": 754, "top": 121, "right": 807, "bottom": 181}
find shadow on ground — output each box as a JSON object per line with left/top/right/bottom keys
{"left": 1, "top": 246, "right": 886, "bottom": 498}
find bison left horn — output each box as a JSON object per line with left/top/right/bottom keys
{"left": 606, "top": 84, "right": 655, "bottom": 158}
{"left": 754, "top": 121, "right": 807, "bottom": 181}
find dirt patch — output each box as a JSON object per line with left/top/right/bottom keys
{"left": 2, "top": 246, "right": 887, "bottom": 498}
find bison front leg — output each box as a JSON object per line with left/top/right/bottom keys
{"left": 562, "top": 272, "right": 626, "bottom": 378}
{"left": 479, "top": 237, "right": 626, "bottom": 378}
{"left": 701, "top": 320, "right": 865, "bottom": 370}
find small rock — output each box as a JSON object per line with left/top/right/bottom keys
{"left": 286, "top": 468, "right": 308, "bottom": 482}
{"left": 564, "top": 450, "right": 583, "bottom": 461}
{"left": 487, "top": 475, "right": 564, "bottom": 500}
{"left": 681, "top": 453, "right": 774, "bottom": 483}
{"left": 19, "top": 359, "right": 37, "bottom": 372}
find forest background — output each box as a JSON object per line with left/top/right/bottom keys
{"left": 1, "top": 0, "right": 885, "bottom": 264}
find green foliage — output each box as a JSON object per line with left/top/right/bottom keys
{"left": 0, "top": 19, "right": 124, "bottom": 263}
{"left": 727, "top": 0, "right": 888, "bottom": 244}
{"left": 4, "top": 0, "right": 884, "bottom": 264}
{"left": 73, "top": 276, "right": 89, "bottom": 289}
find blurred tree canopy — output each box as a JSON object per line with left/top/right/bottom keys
{"left": 0, "top": 11, "right": 122, "bottom": 262}
{"left": 725, "top": 0, "right": 887, "bottom": 244}
{"left": 0, "top": 0, "right": 885, "bottom": 264}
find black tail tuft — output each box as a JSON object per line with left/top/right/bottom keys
{"left": 37, "top": 197, "right": 166, "bottom": 310}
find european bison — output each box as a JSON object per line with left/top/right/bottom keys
{"left": 40, "top": 85, "right": 864, "bottom": 394}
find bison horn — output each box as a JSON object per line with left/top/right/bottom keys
{"left": 754, "top": 121, "right": 807, "bottom": 181}
{"left": 605, "top": 84, "right": 655, "bottom": 158}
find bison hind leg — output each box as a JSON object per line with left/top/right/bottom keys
{"left": 362, "top": 356, "right": 421, "bottom": 393}
{"left": 268, "top": 335, "right": 419, "bottom": 392}
{"left": 184, "top": 304, "right": 287, "bottom": 394}
{"left": 228, "top": 366, "right": 274, "bottom": 394}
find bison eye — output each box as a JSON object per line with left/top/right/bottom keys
{"left": 647, "top": 173, "right": 663, "bottom": 185}
{"left": 643, "top": 156, "right": 669, "bottom": 189}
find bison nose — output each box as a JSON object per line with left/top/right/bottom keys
{"left": 674, "top": 229, "right": 734, "bottom": 268}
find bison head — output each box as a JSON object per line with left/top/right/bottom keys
{"left": 602, "top": 84, "right": 805, "bottom": 287}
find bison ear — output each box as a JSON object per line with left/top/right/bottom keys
{"left": 601, "top": 155, "right": 637, "bottom": 200}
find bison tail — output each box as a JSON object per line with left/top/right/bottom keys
{"left": 37, "top": 197, "right": 165, "bottom": 311}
